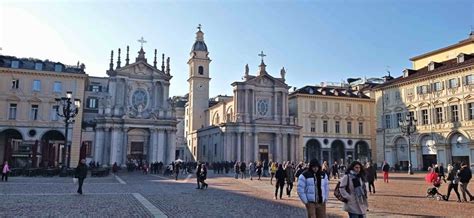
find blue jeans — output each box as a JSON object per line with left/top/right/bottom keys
{"left": 348, "top": 212, "right": 365, "bottom": 218}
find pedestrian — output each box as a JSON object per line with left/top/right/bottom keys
{"left": 322, "top": 161, "right": 330, "bottom": 181}
{"left": 438, "top": 163, "right": 446, "bottom": 183}
{"left": 2, "top": 161, "right": 10, "bottom": 182}
{"left": 200, "top": 164, "right": 208, "bottom": 189}
{"left": 274, "top": 164, "right": 286, "bottom": 200}
{"left": 175, "top": 162, "right": 180, "bottom": 180}
{"left": 75, "top": 159, "right": 88, "bottom": 195}
{"left": 240, "top": 161, "right": 247, "bottom": 179}
{"left": 297, "top": 159, "right": 329, "bottom": 218}
{"left": 196, "top": 163, "right": 202, "bottom": 189}
{"left": 249, "top": 161, "right": 255, "bottom": 180}
{"left": 270, "top": 162, "right": 277, "bottom": 185}
{"left": 112, "top": 162, "right": 118, "bottom": 175}
{"left": 458, "top": 162, "right": 474, "bottom": 202}
{"left": 263, "top": 160, "right": 269, "bottom": 177}
{"left": 382, "top": 161, "right": 390, "bottom": 183}
{"left": 366, "top": 162, "right": 377, "bottom": 194}
{"left": 338, "top": 161, "right": 368, "bottom": 218}
{"left": 256, "top": 162, "right": 263, "bottom": 180}
{"left": 285, "top": 162, "right": 295, "bottom": 197}
{"left": 444, "top": 164, "right": 461, "bottom": 202}
{"left": 234, "top": 162, "right": 240, "bottom": 179}
{"left": 332, "top": 161, "right": 339, "bottom": 179}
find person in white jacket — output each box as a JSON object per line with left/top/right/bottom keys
{"left": 297, "top": 159, "right": 329, "bottom": 218}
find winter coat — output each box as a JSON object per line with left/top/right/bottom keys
{"left": 458, "top": 167, "right": 472, "bottom": 183}
{"left": 382, "top": 163, "right": 390, "bottom": 172}
{"left": 275, "top": 169, "right": 286, "bottom": 185}
{"left": 447, "top": 168, "right": 459, "bottom": 184}
{"left": 297, "top": 170, "right": 329, "bottom": 204}
{"left": 240, "top": 162, "right": 247, "bottom": 172}
{"left": 75, "top": 164, "right": 88, "bottom": 179}
{"left": 366, "top": 166, "right": 377, "bottom": 183}
{"left": 285, "top": 167, "right": 295, "bottom": 183}
{"left": 200, "top": 168, "right": 207, "bottom": 180}
{"left": 339, "top": 173, "right": 368, "bottom": 215}
{"left": 2, "top": 164, "right": 10, "bottom": 174}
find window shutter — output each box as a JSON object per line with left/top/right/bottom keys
{"left": 416, "top": 86, "right": 421, "bottom": 94}
{"left": 457, "top": 78, "right": 460, "bottom": 87}
{"left": 463, "top": 76, "right": 468, "bottom": 85}
{"left": 427, "top": 85, "right": 431, "bottom": 93}
{"left": 441, "top": 82, "right": 445, "bottom": 90}
{"left": 99, "top": 86, "right": 102, "bottom": 92}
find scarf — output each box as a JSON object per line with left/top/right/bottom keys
{"left": 349, "top": 170, "right": 367, "bottom": 205}
{"left": 315, "top": 171, "right": 323, "bottom": 203}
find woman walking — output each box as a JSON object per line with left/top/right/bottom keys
{"left": 270, "top": 162, "right": 278, "bottom": 185}
{"left": 285, "top": 162, "right": 295, "bottom": 197}
{"left": 274, "top": 164, "right": 286, "bottom": 199}
{"left": 338, "top": 161, "right": 368, "bottom": 218}
{"left": 2, "top": 161, "right": 10, "bottom": 182}
{"left": 445, "top": 164, "right": 461, "bottom": 202}
{"left": 75, "top": 159, "right": 88, "bottom": 195}
{"left": 234, "top": 162, "right": 240, "bottom": 179}
{"left": 256, "top": 162, "right": 263, "bottom": 180}
{"left": 200, "top": 164, "right": 208, "bottom": 189}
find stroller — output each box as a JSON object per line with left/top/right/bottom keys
{"left": 426, "top": 177, "right": 446, "bottom": 201}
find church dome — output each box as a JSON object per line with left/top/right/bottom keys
{"left": 192, "top": 40, "right": 208, "bottom": 52}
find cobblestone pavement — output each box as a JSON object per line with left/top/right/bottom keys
{"left": 1, "top": 171, "right": 473, "bottom": 217}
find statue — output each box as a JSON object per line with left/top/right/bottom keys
{"left": 245, "top": 64, "right": 249, "bottom": 76}
{"left": 280, "top": 67, "right": 286, "bottom": 80}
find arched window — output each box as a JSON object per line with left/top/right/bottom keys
{"left": 198, "top": 66, "right": 204, "bottom": 75}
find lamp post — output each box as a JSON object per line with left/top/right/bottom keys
{"left": 399, "top": 114, "right": 416, "bottom": 175}
{"left": 55, "top": 91, "right": 81, "bottom": 169}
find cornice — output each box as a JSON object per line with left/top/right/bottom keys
{"left": 0, "top": 67, "right": 88, "bottom": 79}
{"left": 289, "top": 93, "right": 375, "bottom": 102}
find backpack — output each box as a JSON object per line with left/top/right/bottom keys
{"left": 334, "top": 175, "right": 351, "bottom": 203}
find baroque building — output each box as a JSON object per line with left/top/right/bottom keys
{"left": 375, "top": 32, "right": 474, "bottom": 170}
{"left": 289, "top": 81, "right": 377, "bottom": 165}
{"left": 185, "top": 27, "right": 300, "bottom": 162}
{"left": 0, "top": 55, "right": 86, "bottom": 167}
{"left": 83, "top": 44, "right": 178, "bottom": 166}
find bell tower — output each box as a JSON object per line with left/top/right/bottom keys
{"left": 186, "top": 24, "right": 211, "bottom": 149}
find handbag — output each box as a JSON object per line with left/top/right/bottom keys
{"left": 73, "top": 178, "right": 78, "bottom": 184}
{"left": 334, "top": 175, "right": 351, "bottom": 203}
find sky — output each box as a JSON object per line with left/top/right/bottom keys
{"left": 1, "top": 0, "right": 473, "bottom": 97}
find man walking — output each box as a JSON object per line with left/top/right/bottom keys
{"left": 196, "top": 163, "right": 202, "bottom": 189}
{"left": 458, "top": 162, "right": 474, "bottom": 202}
{"left": 382, "top": 161, "right": 390, "bottom": 183}
{"left": 297, "top": 159, "right": 329, "bottom": 218}
{"left": 75, "top": 159, "right": 88, "bottom": 195}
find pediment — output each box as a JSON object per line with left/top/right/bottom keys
{"left": 447, "top": 97, "right": 461, "bottom": 103}
{"left": 27, "top": 97, "right": 42, "bottom": 103}
{"left": 345, "top": 116, "right": 353, "bottom": 121}
{"left": 383, "top": 109, "right": 392, "bottom": 113}
{"left": 308, "top": 114, "right": 317, "bottom": 119}
{"left": 321, "top": 115, "right": 329, "bottom": 120}
{"left": 394, "top": 107, "right": 404, "bottom": 112}
{"left": 333, "top": 115, "right": 342, "bottom": 120}
{"left": 418, "top": 102, "right": 430, "bottom": 108}
{"left": 246, "top": 74, "right": 287, "bottom": 88}
{"left": 357, "top": 117, "right": 365, "bottom": 121}
{"left": 6, "top": 95, "right": 21, "bottom": 102}
{"left": 433, "top": 100, "right": 444, "bottom": 105}
{"left": 115, "top": 61, "right": 170, "bottom": 80}
{"left": 464, "top": 94, "right": 473, "bottom": 100}
{"left": 406, "top": 104, "right": 417, "bottom": 110}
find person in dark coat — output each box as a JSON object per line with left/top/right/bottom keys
{"left": 458, "top": 162, "right": 473, "bottom": 202}
{"left": 195, "top": 163, "right": 202, "bottom": 189}
{"left": 445, "top": 163, "right": 461, "bottom": 202}
{"left": 382, "top": 161, "right": 390, "bottom": 183}
{"left": 274, "top": 164, "right": 286, "bottom": 199}
{"left": 112, "top": 162, "right": 118, "bottom": 174}
{"left": 200, "top": 164, "right": 208, "bottom": 189}
{"left": 256, "top": 162, "right": 263, "bottom": 180}
{"left": 366, "top": 162, "right": 377, "bottom": 194}
{"left": 75, "top": 159, "right": 88, "bottom": 195}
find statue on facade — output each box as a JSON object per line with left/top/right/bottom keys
{"left": 280, "top": 67, "right": 286, "bottom": 80}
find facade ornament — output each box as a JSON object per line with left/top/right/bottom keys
{"left": 117, "top": 48, "right": 121, "bottom": 68}
{"left": 125, "top": 45, "right": 130, "bottom": 65}
{"left": 244, "top": 64, "right": 249, "bottom": 78}
{"left": 166, "top": 57, "right": 170, "bottom": 75}
{"left": 280, "top": 67, "right": 286, "bottom": 80}
{"left": 109, "top": 50, "right": 114, "bottom": 71}
{"left": 161, "top": 53, "right": 165, "bottom": 72}
{"left": 153, "top": 49, "right": 157, "bottom": 68}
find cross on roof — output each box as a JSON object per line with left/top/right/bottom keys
{"left": 258, "top": 51, "right": 266, "bottom": 62}
{"left": 137, "top": 36, "right": 147, "bottom": 47}
{"left": 197, "top": 24, "right": 202, "bottom": 31}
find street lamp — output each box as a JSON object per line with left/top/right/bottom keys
{"left": 55, "top": 91, "right": 81, "bottom": 169}
{"left": 399, "top": 114, "right": 416, "bottom": 175}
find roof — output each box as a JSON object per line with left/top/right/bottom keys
{"left": 290, "top": 85, "right": 371, "bottom": 99}
{"left": 410, "top": 34, "right": 474, "bottom": 61}
{"left": 0, "top": 55, "right": 86, "bottom": 74}
{"left": 376, "top": 53, "right": 474, "bottom": 89}
{"left": 192, "top": 41, "right": 208, "bottom": 52}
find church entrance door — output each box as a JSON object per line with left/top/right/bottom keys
{"left": 129, "top": 142, "right": 145, "bottom": 162}
{"left": 259, "top": 145, "right": 269, "bottom": 162}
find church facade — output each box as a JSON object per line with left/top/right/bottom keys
{"left": 185, "top": 28, "right": 301, "bottom": 163}
{"left": 82, "top": 44, "right": 177, "bottom": 166}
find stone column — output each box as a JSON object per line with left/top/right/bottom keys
{"left": 244, "top": 90, "right": 248, "bottom": 122}
{"left": 282, "top": 133, "right": 288, "bottom": 162}
{"left": 275, "top": 133, "right": 281, "bottom": 162}
{"left": 122, "top": 127, "right": 128, "bottom": 166}
{"left": 236, "top": 132, "right": 241, "bottom": 161}
{"left": 94, "top": 128, "right": 104, "bottom": 164}
{"left": 290, "top": 134, "right": 296, "bottom": 162}
{"left": 149, "top": 129, "right": 156, "bottom": 163}
{"left": 157, "top": 130, "right": 165, "bottom": 162}
{"left": 110, "top": 127, "right": 120, "bottom": 165}
{"left": 254, "top": 132, "right": 259, "bottom": 162}
{"left": 273, "top": 93, "right": 277, "bottom": 120}
{"left": 167, "top": 130, "right": 176, "bottom": 164}
{"left": 295, "top": 135, "right": 300, "bottom": 161}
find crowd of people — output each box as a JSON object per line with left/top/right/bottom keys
{"left": 425, "top": 162, "right": 473, "bottom": 202}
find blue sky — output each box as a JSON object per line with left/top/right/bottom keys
{"left": 1, "top": 0, "right": 473, "bottom": 97}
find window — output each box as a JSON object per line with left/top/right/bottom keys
{"left": 322, "top": 102, "right": 328, "bottom": 113}
{"left": 395, "top": 91, "right": 401, "bottom": 101}
{"left": 214, "top": 144, "right": 217, "bottom": 156}
{"left": 11, "top": 60, "right": 19, "bottom": 68}
{"left": 91, "top": 85, "right": 101, "bottom": 92}
{"left": 384, "top": 93, "right": 390, "bottom": 102}
{"left": 465, "top": 75, "right": 474, "bottom": 85}
{"left": 198, "top": 66, "right": 204, "bottom": 75}
{"left": 11, "top": 79, "right": 19, "bottom": 89}
{"left": 83, "top": 141, "right": 93, "bottom": 156}
{"left": 385, "top": 114, "right": 391, "bottom": 129}
{"left": 310, "top": 120, "right": 316, "bottom": 132}
{"left": 432, "top": 82, "right": 443, "bottom": 92}
{"left": 396, "top": 113, "right": 402, "bottom": 127}
{"left": 34, "top": 63, "right": 43, "bottom": 71}
{"left": 358, "top": 104, "right": 363, "bottom": 114}
{"left": 203, "top": 145, "right": 206, "bottom": 156}
{"left": 451, "top": 105, "right": 459, "bottom": 122}
{"left": 54, "top": 64, "right": 63, "bottom": 72}
{"left": 30, "top": 105, "right": 39, "bottom": 120}
{"left": 88, "top": 98, "right": 98, "bottom": 109}
{"left": 335, "top": 103, "right": 340, "bottom": 113}
{"left": 323, "top": 120, "right": 328, "bottom": 133}
{"left": 335, "top": 121, "right": 340, "bottom": 133}
{"left": 436, "top": 107, "right": 443, "bottom": 123}
{"left": 310, "top": 101, "right": 315, "bottom": 112}
{"left": 346, "top": 103, "right": 352, "bottom": 113}
{"left": 468, "top": 103, "right": 474, "bottom": 120}
{"left": 347, "top": 122, "right": 352, "bottom": 134}
{"left": 422, "top": 109, "right": 429, "bottom": 125}
{"left": 51, "top": 105, "right": 59, "bottom": 121}
{"left": 53, "top": 81, "right": 62, "bottom": 93}
{"left": 417, "top": 85, "right": 429, "bottom": 94}
{"left": 33, "top": 80, "right": 41, "bottom": 91}
{"left": 9, "top": 104, "right": 17, "bottom": 120}
{"left": 358, "top": 122, "right": 364, "bottom": 135}
{"left": 448, "top": 78, "right": 459, "bottom": 89}
{"left": 408, "top": 111, "right": 415, "bottom": 121}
